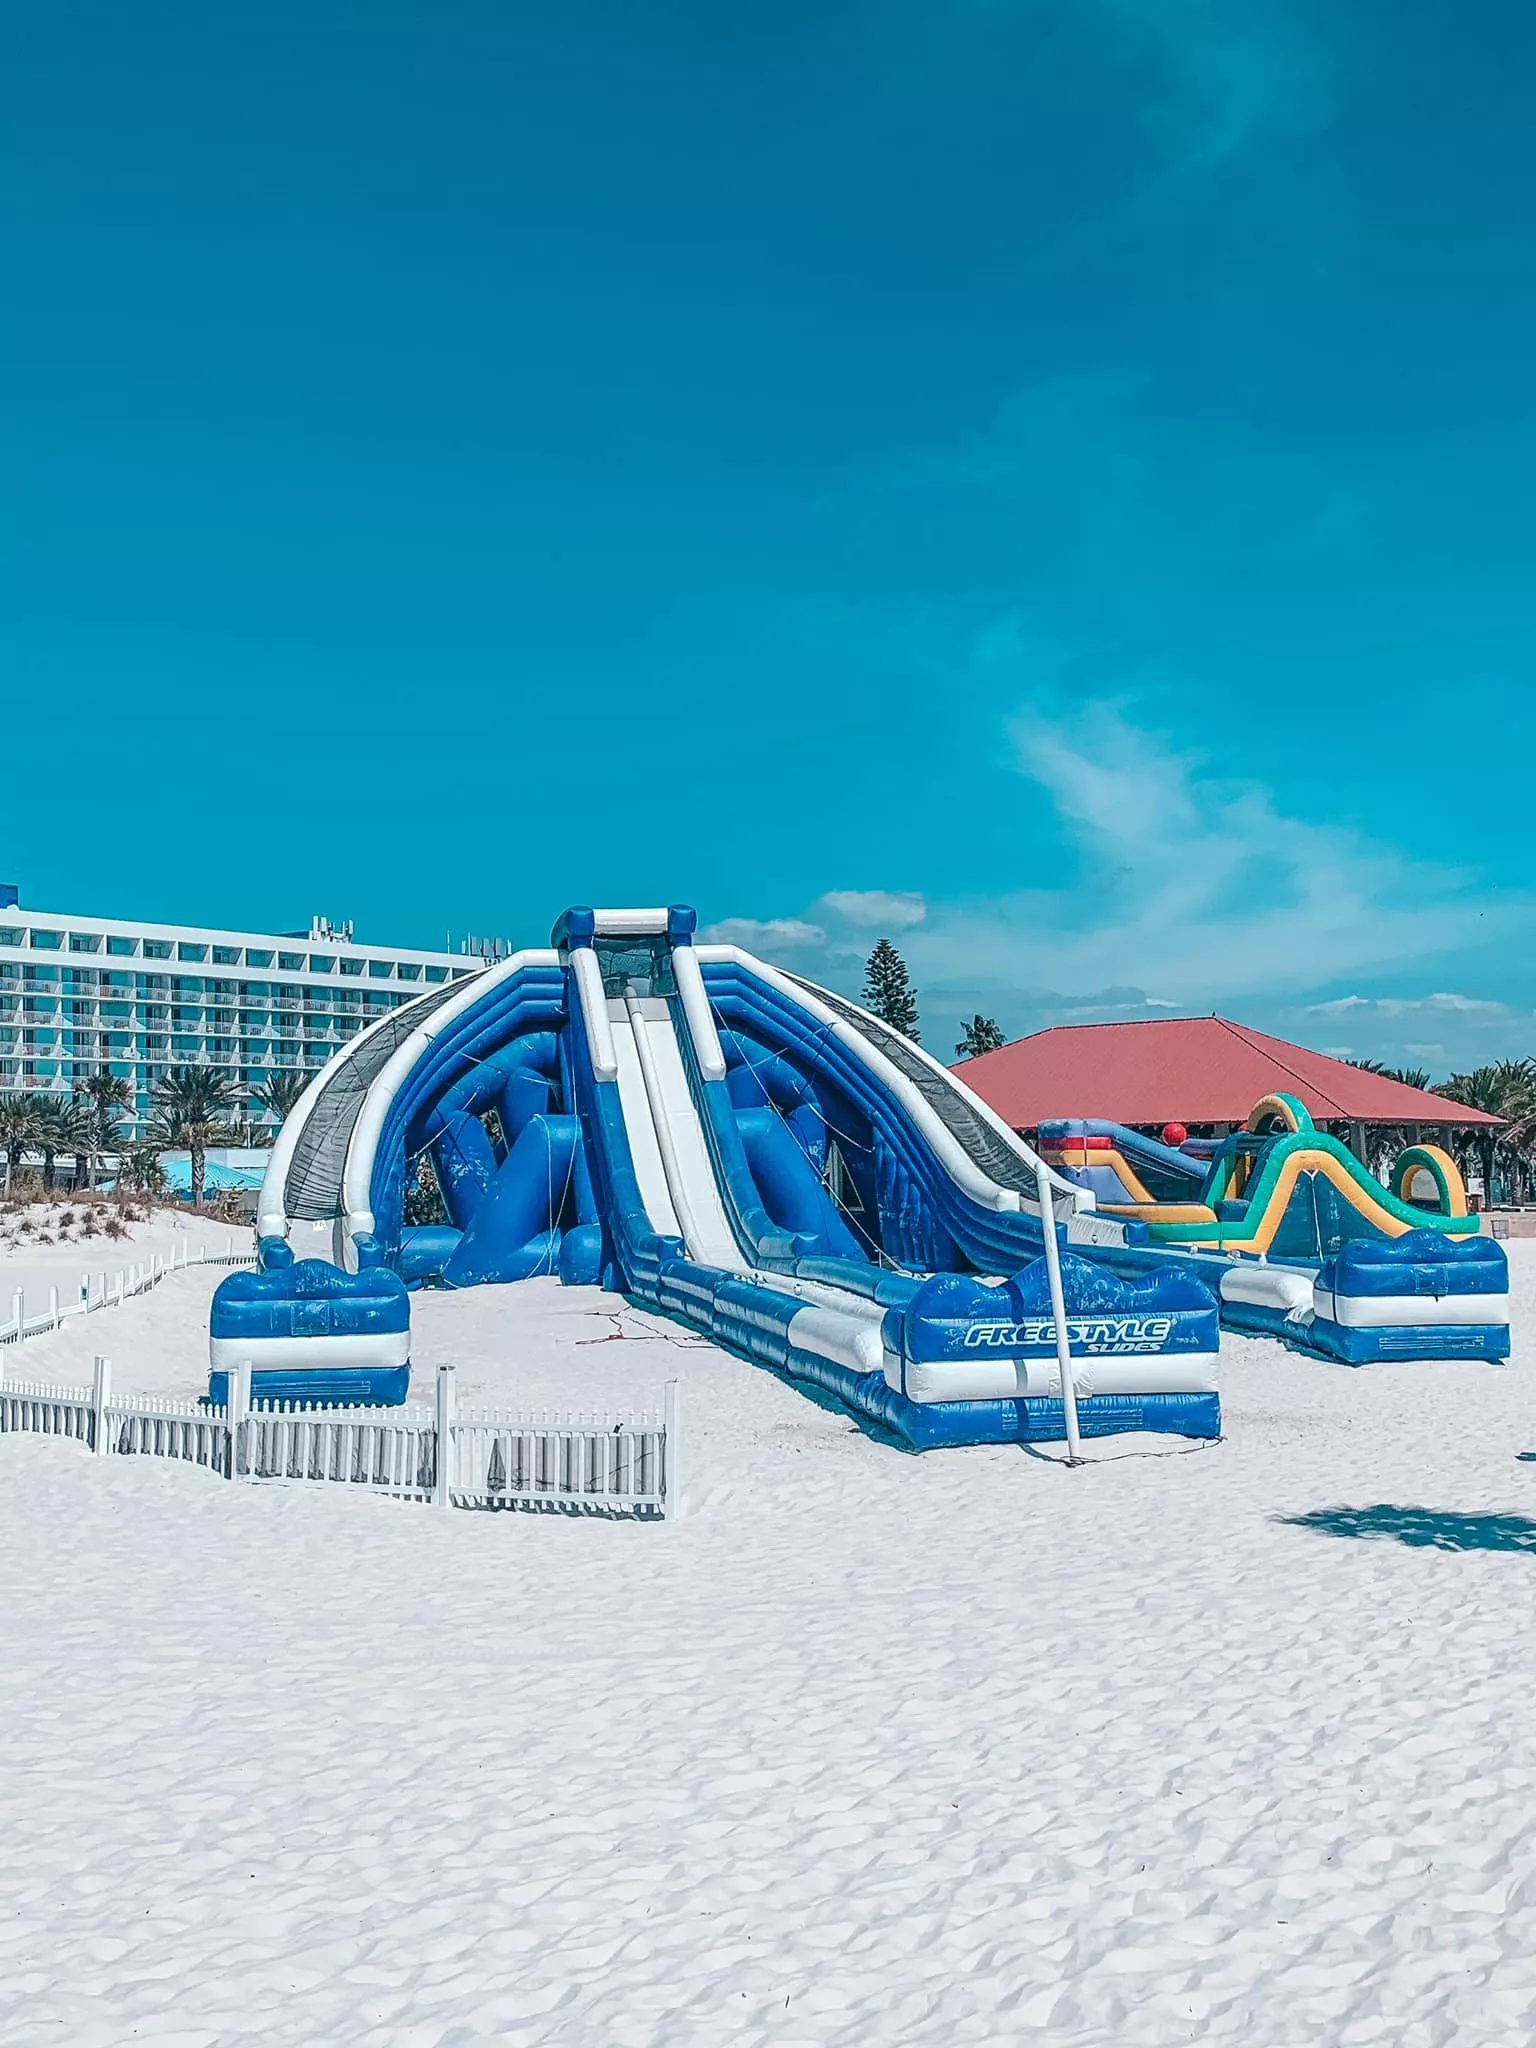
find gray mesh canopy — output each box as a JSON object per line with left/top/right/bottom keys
{"left": 283, "top": 978, "right": 471, "bottom": 1222}
{"left": 783, "top": 973, "right": 1041, "bottom": 1199}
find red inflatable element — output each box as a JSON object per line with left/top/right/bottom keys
{"left": 1162, "top": 1122, "right": 1188, "bottom": 1148}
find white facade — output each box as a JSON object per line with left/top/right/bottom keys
{"left": 0, "top": 903, "right": 479, "bottom": 1134}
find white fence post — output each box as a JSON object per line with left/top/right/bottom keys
{"left": 434, "top": 1366, "right": 456, "bottom": 1510}
{"left": 92, "top": 1356, "right": 112, "bottom": 1456}
{"left": 1037, "top": 1173, "right": 1083, "bottom": 1467}
{"left": 663, "top": 1379, "right": 681, "bottom": 1521}
{"left": 10, "top": 1289, "right": 21, "bottom": 1340}
{"left": 228, "top": 1359, "right": 251, "bottom": 1481}
{"left": 48, "top": 1285, "right": 59, "bottom": 1329}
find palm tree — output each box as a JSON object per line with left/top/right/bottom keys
{"left": 253, "top": 1069, "right": 309, "bottom": 1129}
{"left": 1343, "top": 1058, "right": 1433, "bottom": 1089}
{"left": 1433, "top": 1060, "right": 1536, "bottom": 1207}
{"left": 33, "top": 1094, "right": 87, "bottom": 1193}
{"left": 80, "top": 1071, "right": 133, "bottom": 1190}
{"left": 955, "top": 1015, "right": 1007, "bottom": 1060}
{"left": 0, "top": 1090, "right": 47, "bottom": 1198}
{"left": 150, "top": 1065, "right": 242, "bottom": 1207}
{"left": 122, "top": 1143, "right": 169, "bottom": 1196}
{"left": 49, "top": 1098, "right": 97, "bottom": 1192}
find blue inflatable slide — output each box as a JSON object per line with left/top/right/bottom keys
{"left": 210, "top": 903, "right": 1506, "bottom": 1440}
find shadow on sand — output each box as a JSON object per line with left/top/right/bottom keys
{"left": 1279, "top": 1504, "right": 1536, "bottom": 1553}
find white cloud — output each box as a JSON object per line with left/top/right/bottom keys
{"left": 923, "top": 695, "right": 1511, "bottom": 1005}
{"left": 1310, "top": 993, "right": 1511, "bottom": 1020}
{"left": 817, "top": 890, "right": 927, "bottom": 929}
{"left": 698, "top": 700, "right": 1531, "bottom": 1038}
{"left": 698, "top": 916, "right": 826, "bottom": 951}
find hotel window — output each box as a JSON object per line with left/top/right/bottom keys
{"left": 278, "top": 952, "right": 304, "bottom": 971}
{"left": 309, "top": 954, "right": 334, "bottom": 973}
{"left": 397, "top": 962, "right": 422, "bottom": 980}
{"left": 178, "top": 942, "right": 208, "bottom": 961}
{"left": 368, "top": 959, "right": 394, "bottom": 979}
{"left": 107, "top": 935, "right": 137, "bottom": 956}
{"left": 339, "top": 957, "right": 364, "bottom": 977}
{"left": 212, "top": 946, "right": 241, "bottom": 965}
{"left": 69, "top": 933, "right": 102, "bottom": 952}
{"left": 0, "top": 927, "right": 21, "bottom": 947}
{"left": 31, "top": 929, "right": 62, "bottom": 950}
{"left": 143, "top": 939, "right": 171, "bottom": 959}
{"left": 246, "top": 948, "right": 273, "bottom": 967}
{"left": 425, "top": 966, "right": 448, "bottom": 982}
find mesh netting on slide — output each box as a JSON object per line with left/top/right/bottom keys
{"left": 284, "top": 980, "right": 468, "bottom": 1222}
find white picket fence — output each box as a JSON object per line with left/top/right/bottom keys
{"left": 0, "top": 1358, "right": 678, "bottom": 1520}
{"left": 0, "top": 1236, "right": 256, "bottom": 1349}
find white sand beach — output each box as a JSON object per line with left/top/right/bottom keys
{"left": 0, "top": 1201, "right": 242, "bottom": 1331}
{"left": 4, "top": 1246, "right": 1536, "bottom": 2044}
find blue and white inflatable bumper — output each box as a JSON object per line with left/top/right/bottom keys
{"left": 1303, "top": 1230, "right": 1509, "bottom": 1363}
{"left": 881, "top": 1254, "right": 1221, "bottom": 1441}
{"left": 209, "top": 1255, "right": 412, "bottom": 1405}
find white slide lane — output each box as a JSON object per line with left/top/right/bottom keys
{"left": 610, "top": 994, "right": 742, "bottom": 1269}
{"left": 607, "top": 999, "right": 685, "bottom": 1245}
{"left": 590, "top": 984, "right": 894, "bottom": 1385}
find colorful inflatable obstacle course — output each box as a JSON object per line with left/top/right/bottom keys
{"left": 1039, "top": 1094, "right": 1507, "bottom": 1361}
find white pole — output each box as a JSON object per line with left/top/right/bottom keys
{"left": 10, "top": 1288, "right": 21, "bottom": 1341}
{"left": 434, "top": 1366, "right": 456, "bottom": 1510}
{"left": 229, "top": 1359, "right": 251, "bottom": 1480}
{"left": 92, "top": 1356, "right": 112, "bottom": 1456}
{"left": 663, "top": 1378, "right": 682, "bottom": 1521}
{"left": 48, "top": 1285, "right": 59, "bottom": 1330}
{"left": 1037, "top": 1171, "right": 1083, "bottom": 1467}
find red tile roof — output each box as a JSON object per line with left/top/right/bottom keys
{"left": 952, "top": 1015, "right": 1503, "bottom": 1129}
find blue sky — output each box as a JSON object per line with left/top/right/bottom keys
{"left": 4, "top": 1, "right": 1535, "bottom": 1072}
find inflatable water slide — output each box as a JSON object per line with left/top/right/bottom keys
{"left": 216, "top": 906, "right": 1222, "bottom": 1446}
{"left": 215, "top": 904, "right": 1509, "bottom": 1428}
{"left": 1038, "top": 1102, "right": 1509, "bottom": 1361}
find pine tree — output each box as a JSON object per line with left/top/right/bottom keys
{"left": 862, "top": 939, "right": 920, "bottom": 1042}
{"left": 955, "top": 1015, "right": 1006, "bottom": 1060}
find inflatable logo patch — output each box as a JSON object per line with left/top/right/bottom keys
{"left": 963, "top": 1314, "right": 1175, "bottom": 1354}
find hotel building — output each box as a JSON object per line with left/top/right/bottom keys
{"left": 0, "top": 889, "right": 480, "bottom": 1136}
